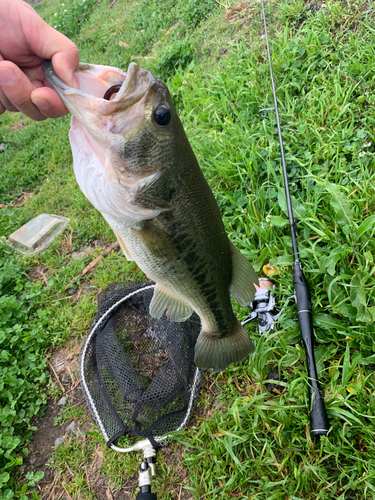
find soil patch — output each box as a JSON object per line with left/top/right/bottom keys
{"left": 24, "top": 346, "right": 87, "bottom": 482}
{"left": 24, "top": 385, "right": 88, "bottom": 482}
{"left": 92, "top": 475, "right": 136, "bottom": 500}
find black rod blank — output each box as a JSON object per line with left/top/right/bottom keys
{"left": 260, "top": 0, "right": 329, "bottom": 436}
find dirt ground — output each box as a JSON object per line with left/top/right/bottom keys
{"left": 23, "top": 345, "right": 133, "bottom": 499}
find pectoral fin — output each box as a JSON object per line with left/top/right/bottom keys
{"left": 229, "top": 243, "right": 258, "bottom": 307}
{"left": 150, "top": 284, "right": 193, "bottom": 322}
{"left": 132, "top": 221, "right": 176, "bottom": 259}
{"left": 114, "top": 231, "right": 134, "bottom": 261}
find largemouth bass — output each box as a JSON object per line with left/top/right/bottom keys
{"left": 43, "top": 61, "right": 258, "bottom": 371}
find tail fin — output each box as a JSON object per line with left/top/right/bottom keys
{"left": 194, "top": 321, "right": 254, "bottom": 372}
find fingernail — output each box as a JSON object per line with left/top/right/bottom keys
{"left": 0, "top": 68, "right": 17, "bottom": 86}
{"left": 31, "top": 96, "right": 50, "bottom": 110}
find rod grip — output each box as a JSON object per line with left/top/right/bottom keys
{"left": 136, "top": 493, "right": 157, "bottom": 500}
{"left": 309, "top": 385, "right": 330, "bottom": 436}
{"left": 293, "top": 263, "right": 329, "bottom": 436}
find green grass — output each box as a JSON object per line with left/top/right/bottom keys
{"left": 1, "top": 0, "right": 375, "bottom": 498}
{"left": 0, "top": 259, "right": 49, "bottom": 499}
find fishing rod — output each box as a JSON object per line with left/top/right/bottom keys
{"left": 260, "top": 0, "right": 329, "bottom": 436}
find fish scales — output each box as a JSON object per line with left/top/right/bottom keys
{"left": 43, "top": 60, "right": 258, "bottom": 371}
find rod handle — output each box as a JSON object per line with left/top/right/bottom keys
{"left": 293, "top": 263, "right": 330, "bottom": 436}
{"left": 309, "top": 386, "right": 330, "bottom": 436}
{"left": 136, "top": 493, "right": 157, "bottom": 500}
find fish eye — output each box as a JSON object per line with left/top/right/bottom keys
{"left": 153, "top": 105, "right": 171, "bottom": 126}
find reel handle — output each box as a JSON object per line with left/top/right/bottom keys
{"left": 293, "top": 263, "right": 329, "bottom": 436}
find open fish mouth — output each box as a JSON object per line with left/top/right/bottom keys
{"left": 43, "top": 60, "right": 127, "bottom": 99}
{"left": 42, "top": 61, "right": 160, "bottom": 118}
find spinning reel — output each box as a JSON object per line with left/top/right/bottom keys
{"left": 242, "top": 278, "right": 288, "bottom": 333}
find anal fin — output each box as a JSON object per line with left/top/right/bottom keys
{"left": 150, "top": 284, "right": 193, "bottom": 322}
{"left": 229, "top": 243, "right": 258, "bottom": 307}
{"left": 114, "top": 231, "right": 134, "bottom": 261}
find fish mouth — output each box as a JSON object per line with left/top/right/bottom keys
{"left": 42, "top": 60, "right": 157, "bottom": 118}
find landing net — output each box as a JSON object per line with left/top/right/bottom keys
{"left": 79, "top": 282, "right": 202, "bottom": 449}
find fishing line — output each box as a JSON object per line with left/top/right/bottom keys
{"left": 260, "top": 0, "right": 330, "bottom": 436}
{"left": 260, "top": 0, "right": 299, "bottom": 262}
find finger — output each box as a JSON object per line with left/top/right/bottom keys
{"left": 25, "top": 18, "right": 79, "bottom": 88}
{"left": 0, "top": 56, "right": 6, "bottom": 115}
{"left": 31, "top": 86, "right": 69, "bottom": 119}
{"left": 0, "top": 89, "right": 10, "bottom": 115}
{"left": 0, "top": 61, "right": 46, "bottom": 120}
{"left": 0, "top": 86, "right": 18, "bottom": 112}
{"left": 22, "top": 65, "right": 45, "bottom": 83}
{"left": 51, "top": 46, "right": 80, "bottom": 89}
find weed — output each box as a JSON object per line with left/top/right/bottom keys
{"left": 49, "top": 0, "right": 99, "bottom": 39}
{"left": 0, "top": 259, "right": 50, "bottom": 498}
{"left": 156, "top": 41, "right": 196, "bottom": 82}
{"left": 54, "top": 403, "right": 87, "bottom": 426}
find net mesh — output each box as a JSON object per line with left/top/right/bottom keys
{"left": 79, "top": 282, "right": 202, "bottom": 449}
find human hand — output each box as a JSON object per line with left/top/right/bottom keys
{"left": 0, "top": 0, "right": 79, "bottom": 121}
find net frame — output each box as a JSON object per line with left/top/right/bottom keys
{"left": 80, "top": 283, "right": 201, "bottom": 450}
